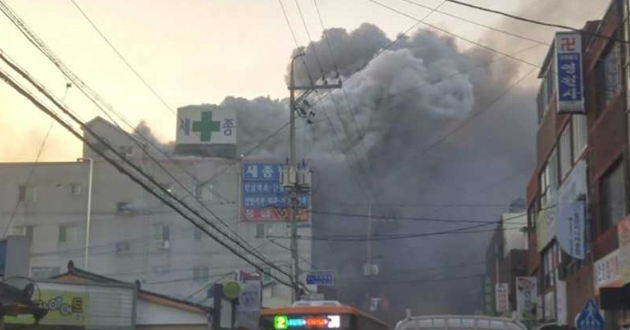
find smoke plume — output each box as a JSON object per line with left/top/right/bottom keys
{"left": 224, "top": 22, "right": 537, "bottom": 321}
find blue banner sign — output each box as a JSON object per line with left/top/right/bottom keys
{"left": 305, "top": 272, "right": 335, "bottom": 286}
{"left": 556, "top": 32, "right": 585, "bottom": 114}
{"left": 241, "top": 162, "right": 310, "bottom": 222}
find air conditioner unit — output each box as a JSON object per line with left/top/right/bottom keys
{"left": 8, "top": 226, "right": 26, "bottom": 236}
{"left": 157, "top": 240, "right": 170, "bottom": 250}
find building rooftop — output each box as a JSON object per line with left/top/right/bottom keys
{"left": 51, "top": 260, "right": 212, "bottom": 315}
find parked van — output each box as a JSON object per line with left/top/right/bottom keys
{"left": 395, "top": 315, "right": 528, "bottom": 330}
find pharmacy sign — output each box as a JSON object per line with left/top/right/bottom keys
{"left": 177, "top": 106, "right": 236, "bottom": 144}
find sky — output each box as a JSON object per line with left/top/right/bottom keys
{"left": 0, "top": 0, "right": 610, "bottom": 162}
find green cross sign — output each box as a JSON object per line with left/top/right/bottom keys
{"left": 192, "top": 111, "right": 221, "bottom": 142}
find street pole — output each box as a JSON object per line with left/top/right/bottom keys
{"left": 289, "top": 53, "right": 303, "bottom": 303}
{"left": 78, "top": 157, "right": 94, "bottom": 271}
{"left": 288, "top": 52, "right": 341, "bottom": 302}
{"left": 367, "top": 202, "right": 372, "bottom": 274}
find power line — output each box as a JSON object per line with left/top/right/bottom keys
{"left": 269, "top": 226, "right": 525, "bottom": 242}
{"left": 0, "top": 56, "right": 293, "bottom": 287}
{"left": 366, "top": 0, "right": 543, "bottom": 70}
{"left": 0, "top": 1, "right": 276, "bottom": 263}
{"left": 443, "top": 0, "right": 629, "bottom": 45}
{"left": 337, "top": 273, "right": 483, "bottom": 286}
{"left": 277, "top": 0, "right": 302, "bottom": 50}
{"left": 397, "top": 0, "right": 548, "bottom": 45}
{"left": 369, "top": 67, "right": 538, "bottom": 200}
{"left": 2, "top": 120, "right": 55, "bottom": 238}
{"left": 313, "top": 0, "right": 364, "bottom": 139}
{"left": 309, "top": 209, "right": 527, "bottom": 224}
{"left": 69, "top": 0, "right": 175, "bottom": 115}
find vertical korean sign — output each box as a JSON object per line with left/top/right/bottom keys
{"left": 516, "top": 277, "right": 538, "bottom": 321}
{"left": 555, "top": 32, "right": 585, "bottom": 114}
{"left": 241, "top": 162, "right": 310, "bottom": 222}
{"left": 495, "top": 283, "right": 509, "bottom": 313}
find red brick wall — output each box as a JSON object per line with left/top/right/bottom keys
{"left": 566, "top": 264, "right": 595, "bottom": 328}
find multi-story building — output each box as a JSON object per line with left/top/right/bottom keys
{"left": 527, "top": 0, "right": 630, "bottom": 328}
{"left": 0, "top": 116, "right": 312, "bottom": 307}
{"left": 484, "top": 205, "right": 528, "bottom": 319}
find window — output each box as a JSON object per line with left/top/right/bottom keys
{"left": 540, "top": 150, "right": 559, "bottom": 207}
{"left": 596, "top": 39, "right": 622, "bottom": 115}
{"left": 542, "top": 242, "right": 562, "bottom": 289}
{"left": 115, "top": 242, "right": 131, "bottom": 255}
{"left": 153, "top": 224, "right": 170, "bottom": 241}
{"left": 116, "top": 202, "right": 133, "bottom": 213}
{"left": 194, "top": 227, "right": 203, "bottom": 240}
{"left": 31, "top": 267, "right": 60, "bottom": 279}
{"left": 194, "top": 183, "right": 213, "bottom": 201}
{"left": 118, "top": 146, "right": 133, "bottom": 157}
{"left": 14, "top": 225, "right": 34, "bottom": 243}
{"left": 559, "top": 126, "right": 572, "bottom": 179}
{"left": 152, "top": 266, "right": 170, "bottom": 275}
{"left": 59, "top": 225, "right": 78, "bottom": 244}
{"left": 69, "top": 184, "right": 82, "bottom": 195}
{"left": 601, "top": 162, "right": 626, "bottom": 231}
{"left": 572, "top": 115, "right": 587, "bottom": 162}
{"left": 92, "top": 137, "right": 111, "bottom": 152}
{"left": 261, "top": 266, "right": 273, "bottom": 283}
{"left": 256, "top": 223, "right": 266, "bottom": 238}
{"left": 18, "top": 185, "right": 37, "bottom": 202}
{"left": 193, "top": 267, "right": 209, "bottom": 282}
{"left": 537, "top": 55, "right": 557, "bottom": 124}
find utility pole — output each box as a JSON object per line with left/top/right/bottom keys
{"left": 288, "top": 52, "right": 340, "bottom": 301}
{"left": 367, "top": 202, "right": 372, "bottom": 273}
{"left": 78, "top": 157, "right": 94, "bottom": 271}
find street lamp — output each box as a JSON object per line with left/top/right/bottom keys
{"left": 77, "top": 158, "right": 94, "bottom": 271}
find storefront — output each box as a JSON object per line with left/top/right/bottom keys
{"left": 592, "top": 217, "right": 630, "bottom": 330}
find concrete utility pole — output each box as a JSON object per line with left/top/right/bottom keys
{"left": 78, "top": 157, "right": 94, "bottom": 271}
{"left": 288, "top": 52, "right": 340, "bottom": 301}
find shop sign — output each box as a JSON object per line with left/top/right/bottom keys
{"left": 5, "top": 290, "right": 88, "bottom": 326}
{"left": 594, "top": 249, "right": 622, "bottom": 293}
{"left": 516, "top": 277, "right": 537, "bottom": 321}
{"left": 618, "top": 216, "right": 630, "bottom": 286}
{"left": 495, "top": 283, "right": 509, "bottom": 312}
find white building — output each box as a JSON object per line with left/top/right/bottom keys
{"left": 501, "top": 212, "right": 528, "bottom": 259}
{"left": 0, "top": 116, "right": 312, "bottom": 306}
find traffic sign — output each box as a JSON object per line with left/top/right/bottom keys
{"left": 305, "top": 272, "right": 335, "bottom": 286}
{"left": 576, "top": 299, "right": 605, "bottom": 330}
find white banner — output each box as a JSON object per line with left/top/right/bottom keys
{"left": 496, "top": 283, "right": 509, "bottom": 313}
{"left": 557, "top": 200, "right": 585, "bottom": 259}
{"left": 556, "top": 160, "right": 587, "bottom": 259}
{"left": 177, "top": 106, "right": 236, "bottom": 145}
{"left": 594, "top": 249, "right": 622, "bottom": 292}
{"left": 236, "top": 281, "right": 261, "bottom": 330}
{"left": 516, "top": 277, "right": 538, "bottom": 321}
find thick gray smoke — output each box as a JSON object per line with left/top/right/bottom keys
{"left": 224, "top": 23, "right": 537, "bottom": 321}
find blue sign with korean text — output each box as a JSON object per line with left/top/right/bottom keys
{"left": 241, "top": 162, "right": 310, "bottom": 222}
{"left": 576, "top": 299, "right": 605, "bottom": 330}
{"left": 556, "top": 32, "right": 585, "bottom": 114}
{"left": 305, "top": 272, "right": 335, "bottom": 286}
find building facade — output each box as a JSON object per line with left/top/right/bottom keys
{"left": 0, "top": 116, "right": 312, "bottom": 307}
{"left": 527, "top": 1, "right": 630, "bottom": 328}
{"left": 484, "top": 210, "right": 528, "bottom": 319}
